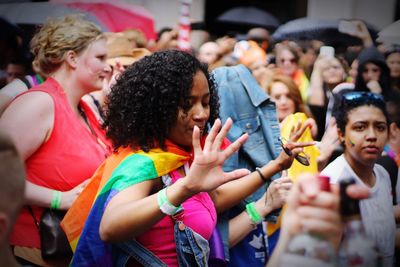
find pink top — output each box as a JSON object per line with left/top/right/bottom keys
{"left": 136, "top": 169, "right": 217, "bottom": 266}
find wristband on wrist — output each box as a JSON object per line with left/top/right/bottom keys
{"left": 157, "top": 187, "right": 182, "bottom": 216}
{"left": 245, "top": 202, "right": 263, "bottom": 225}
{"left": 255, "top": 167, "right": 268, "bottom": 182}
{"left": 50, "top": 190, "right": 62, "bottom": 210}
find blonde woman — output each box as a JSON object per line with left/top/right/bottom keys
{"left": 0, "top": 15, "right": 111, "bottom": 266}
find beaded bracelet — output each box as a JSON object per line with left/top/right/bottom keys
{"left": 50, "top": 190, "right": 62, "bottom": 210}
{"left": 245, "top": 202, "right": 263, "bottom": 225}
{"left": 157, "top": 187, "right": 182, "bottom": 216}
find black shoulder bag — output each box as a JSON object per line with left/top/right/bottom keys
{"left": 27, "top": 207, "right": 72, "bottom": 260}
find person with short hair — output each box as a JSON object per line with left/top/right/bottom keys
{"left": 321, "top": 91, "right": 396, "bottom": 266}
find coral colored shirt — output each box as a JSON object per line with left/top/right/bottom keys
{"left": 10, "top": 77, "right": 110, "bottom": 248}
{"left": 136, "top": 169, "right": 217, "bottom": 266}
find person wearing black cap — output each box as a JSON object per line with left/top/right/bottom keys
{"left": 355, "top": 46, "right": 393, "bottom": 100}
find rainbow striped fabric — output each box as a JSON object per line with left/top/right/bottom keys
{"left": 61, "top": 141, "right": 190, "bottom": 266}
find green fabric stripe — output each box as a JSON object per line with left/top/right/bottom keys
{"left": 99, "top": 154, "right": 158, "bottom": 195}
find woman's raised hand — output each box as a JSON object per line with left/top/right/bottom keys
{"left": 276, "top": 121, "right": 316, "bottom": 170}
{"left": 185, "top": 118, "right": 250, "bottom": 194}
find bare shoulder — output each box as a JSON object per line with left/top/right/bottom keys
{"left": 2, "top": 91, "right": 54, "bottom": 121}
{"left": 0, "top": 91, "right": 55, "bottom": 159}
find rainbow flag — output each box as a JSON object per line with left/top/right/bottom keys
{"left": 61, "top": 141, "right": 190, "bottom": 266}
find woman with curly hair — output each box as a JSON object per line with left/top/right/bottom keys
{"left": 69, "top": 50, "right": 311, "bottom": 266}
{"left": 0, "top": 15, "right": 112, "bottom": 266}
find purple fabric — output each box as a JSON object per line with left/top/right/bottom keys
{"left": 208, "top": 228, "right": 227, "bottom": 267}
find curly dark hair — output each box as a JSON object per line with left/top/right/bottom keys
{"left": 103, "top": 49, "right": 220, "bottom": 152}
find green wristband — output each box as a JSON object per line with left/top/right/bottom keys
{"left": 157, "top": 187, "right": 182, "bottom": 215}
{"left": 51, "top": 190, "right": 62, "bottom": 210}
{"left": 245, "top": 202, "right": 263, "bottom": 225}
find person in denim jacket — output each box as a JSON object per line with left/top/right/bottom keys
{"left": 213, "top": 64, "right": 282, "bottom": 267}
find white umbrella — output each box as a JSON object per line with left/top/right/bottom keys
{"left": 377, "top": 20, "right": 400, "bottom": 45}
{"left": 0, "top": 2, "right": 106, "bottom": 30}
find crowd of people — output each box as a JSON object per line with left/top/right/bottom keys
{"left": 0, "top": 13, "right": 399, "bottom": 267}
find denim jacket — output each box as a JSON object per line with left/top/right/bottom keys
{"left": 212, "top": 65, "right": 281, "bottom": 265}
{"left": 113, "top": 213, "right": 210, "bottom": 267}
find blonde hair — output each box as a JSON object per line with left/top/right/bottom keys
{"left": 30, "top": 15, "right": 104, "bottom": 74}
{"left": 122, "top": 28, "right": 147, "bottom": 48}
{"left": 267, "top": 74, "right": 313, "bottom": 118}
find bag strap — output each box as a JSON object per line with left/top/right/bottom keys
{"left": 27, "top": 206, "right": 40, "bottom": 229}
{"left": 20, "top": 77, "right": 32, "bottom": 89}
{"left": 78, "top": 105, "right": 98, "bottom": 139}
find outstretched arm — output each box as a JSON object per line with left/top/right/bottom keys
{"left": 100, "top": 118, "right": 250, "bottom": 242}
{"left": 212, "top": 120, "right": 315, "bottom": 213}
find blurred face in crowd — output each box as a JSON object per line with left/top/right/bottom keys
{"left": 249, "top": 59, "right": 270, "bottom": 87}
{"left": 168, "top": 71, "right": 210, "bottom": 149}
{"left": 6, "top": 63, "right": 26, "bottom": 84}
{"left": 276, "top": 49, "right": 297, "bottom": 76}
{"left": 322, "top": 58, "right": 345, "bottom": 86}
{"left": 269, "top": 81, "right": 296, "bottom": 122}
{"left": 340, "top": 106, "right": 388, "bottom": 167}
{"left": 386, "top": 52, "right": 400, "bottom": 78}
{"left": 362, "top": 62, "right": 381, "bottom": 83}
{"left": 76, "top": 38, "right": 111, "bottom": 93}
{"left": 301, "top": 47, "right": 318, "bottom": 68}
{"left": 197, "top": 42, "right": 220, "bottom": 65}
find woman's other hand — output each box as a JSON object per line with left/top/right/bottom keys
{"left": 59, "top": 179, "right": 90, "bottom": 210}
{"left": 258, "top": 175, "right": 292, "bottom": 215}
{"left": 317, "top": 117, "right": 340, "bottom": 171}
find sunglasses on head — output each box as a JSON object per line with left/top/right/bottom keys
{"left": 341, "top": 92, "right": 385, "bottom": 105}
{"left": 279, "top": 137, "right": 310, "bottom": 166}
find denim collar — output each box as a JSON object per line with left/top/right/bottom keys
{"left": 234, "top": 64, "right": 271, "bottom": 107}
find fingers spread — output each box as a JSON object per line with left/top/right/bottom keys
{"left": 204, "top": 119, "right": 221, "bottom": 151}
{"left": 214, "top": 118, "right": 232, "bottom": 149}
{"left": 222, "top": 133, "right": 248, "bottom": 159}
{"left": 290, "top": 121, "right": 311, "bottom": 142}
{"left": 192, "top": 126, "right": 202, "bottom": 154}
